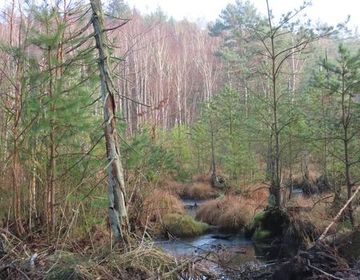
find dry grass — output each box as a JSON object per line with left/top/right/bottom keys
{"left": 195, "top": 195, "right": 261, "bottom": 231}
{"left": 192, "top": 173, "right": 211, "bottom": 183}
{"left": 160, "top": 179, "right": 188, "bottom": 195}
{"left": 0, "top": 228, "right": 209, "bottom": 280}
{"left": 140, "top": 190, "right": 185, "bottom": 231}
{"left": 242, "top": 183, "right": 269, "bottom": 207}
{"left": 181, "top": 182, "right": 218, "bottom": 200}
{"left": 160, "top": 178, "right": 218, "bottom": 200}
{"left": 286, "top": 194, "right": 334, "bottom": 236}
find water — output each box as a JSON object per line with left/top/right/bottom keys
{"left": 182, "top": 198, "right": 206, "bottom": 217}
{"left": 155, "top": 233, "right": 254, "bottom": 258}
{"left": 156, "top": 198, "right": 258, "bottom": 263}
{"left": 292, "top": 188, "right": 303, "bottom": 196}
{"left": 154, "top": 198, "right": 278, "bottom": 279}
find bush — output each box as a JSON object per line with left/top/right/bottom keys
{"left": 163, "top": 213, "right": 209, "bottom": 238}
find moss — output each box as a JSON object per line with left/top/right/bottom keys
{"left": 253, "top": 229, "right": 272, "bottom": 241}
{"left": 245, "top": 211, "right": 265, "bottom": 238}
{"left": 163, "top": 213, "right": 209, "bottom": 238}
{"left": 246, "top": 208, "right": 290, "bottom": 241}
{"left": 253, "top": 212, "right": 265, "bottom": 225}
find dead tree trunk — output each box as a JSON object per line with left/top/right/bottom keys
{"left": 90, "top": 0, "right": 130, "bottom": 242}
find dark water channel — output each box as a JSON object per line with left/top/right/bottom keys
{"left": 155, "top": 232, "right": 255, "bottom": 259}
{"left": 155, "top": 192, "right": 304, "bottom": 278}
{"left": 156, "top": 199, "right": 256, "bottom": 259}
{"left": 154, "top": 199, "right": 271, "bottom": 278}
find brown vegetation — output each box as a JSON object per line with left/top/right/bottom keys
{"left": 195, "top": 195, "right": 261, "bottom": 231}
{"left": 160, "top": 179, "right": 188, "bottom": 195}
{"left": 140, "top": 190, "right": 185, "bottom": 228}
{"left": 273, "top": 242, "right": 359, "bottom": 280}
{"left": 0, "top": 228, "right": 209, "bottom": 280}
{"left": 241, "top": 183, "right": 269, "bottom": 207}
{"left": 181, "top": 182, "right": 219, "bottom": 200}
{"left": 286, "top": 195, "right": 335, "bottom": 239}
{"left": 192, "top": 173, "right": 211, "bottom": 183}
{"left": 160, "top": 178, "right": 219, "bottom": 200}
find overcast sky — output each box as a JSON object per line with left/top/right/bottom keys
{"left": 126, "top": 0, "right": 360, "bottom": 29}
{"left": 0, "top": 0, "right": 358, "bottom": 30}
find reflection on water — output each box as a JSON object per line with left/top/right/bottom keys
{"left": 154, "top": 198, "right": 278, "bottom": 279}
{"left": 292, "top": 188, "right": 303, "bottom": 196}
{"left": 155, "top": 233, "right": 256, "bottom": 261}
{"left": 156, "top": 198, "right": 262, "bottom": 264}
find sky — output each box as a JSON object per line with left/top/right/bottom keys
{"left": 125, "top": 0, "right": 360, "bottom": 30}
{"left": 0, "top": 0, "right": 358, "bottom": 30}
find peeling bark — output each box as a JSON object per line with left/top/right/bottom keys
{"left": 90, "top": 0, "right": 130, "bottom": 242}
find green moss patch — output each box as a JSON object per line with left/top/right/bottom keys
{"left": 253, "top": 229, "right": 272, "bottom": 241}
{"left": 163, "top": 213, "right": 209, "bottom": 238}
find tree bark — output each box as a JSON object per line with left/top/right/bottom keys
{"left": 90, "top": 0, "right": 130, "bottom": 243}
{"left": 341, "top": 70, "right": 354, "bottom": 225}
{"left": 266, "top": 0, "right": 281, "bottom": 208}
{"left": 11, "top": 4, "right": 25, "bottom": 235}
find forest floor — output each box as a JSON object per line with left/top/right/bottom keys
{"left": 2, "top": 175, "right": 360, "bottom": 279}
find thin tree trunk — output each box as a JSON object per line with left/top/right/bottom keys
{"left": 209, "top": 117, "right": 216, "bottom": 177}
{"left": 29, "top": 156, "right": 37, "bottom": 231}
{"left": 266, "top": 0, "right": 281, "bottom": 208}
{"left": 45, "top": 45, "right": 56, "bottom": 234}
{"left": 341, "top": 71, "right": 354, "bottom": 225}
{"left": 90, "top": 0, "right": 130, "bottom": 243}
{"left": 12, "top": 5, "right": 25, "bottom": 235}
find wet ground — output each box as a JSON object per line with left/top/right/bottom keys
{"left": 155, "top": 232, "right": 254, "bottom": 258}
{"left": 155, "top": 193, "right": 304, "bottom": 279}
{"left": 155, "top": 199, "right": 268, "bottom": 270}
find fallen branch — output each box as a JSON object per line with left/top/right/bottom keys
{"left": 318, "top": 185, "right": 360, "bottom": 241}
{"left": 307, "top": 260, "right": 344, "bottom": 280}
{"left": 311, "top": 194, "right": 333, "bottom": 210}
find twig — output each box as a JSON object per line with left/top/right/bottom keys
{"left": 311, "top": 194, "right": 333, "bottom": 210}
{"left": 307, "top": 260, "right": 344, "bottom": 280}
{"left": 146, "top": 253, "right": 207, "bottom": 280}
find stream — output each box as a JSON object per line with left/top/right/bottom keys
{"left": 154, "top": 199, "right": 269, "bottom": 279}
{"left": 156, "top": 199, "right": 256, "bottom": 259}
{"left": 155, "top": 190, "right": 305, "bottom": 278}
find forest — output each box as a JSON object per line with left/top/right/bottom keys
{"left": 1, "top": 0, "right": 360, "bottom": 279}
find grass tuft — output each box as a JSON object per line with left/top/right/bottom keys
{"left": 141, "top": 190, "right": 185, "bottom": 224}
{"left": 163, "top": 213, "right": 210, "bottom": 238}
{"left": 181, "top": 182, "right": 218, "bottom": 200}
{"left": 195, "top": 195, "right": 259, "bottom": 231}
